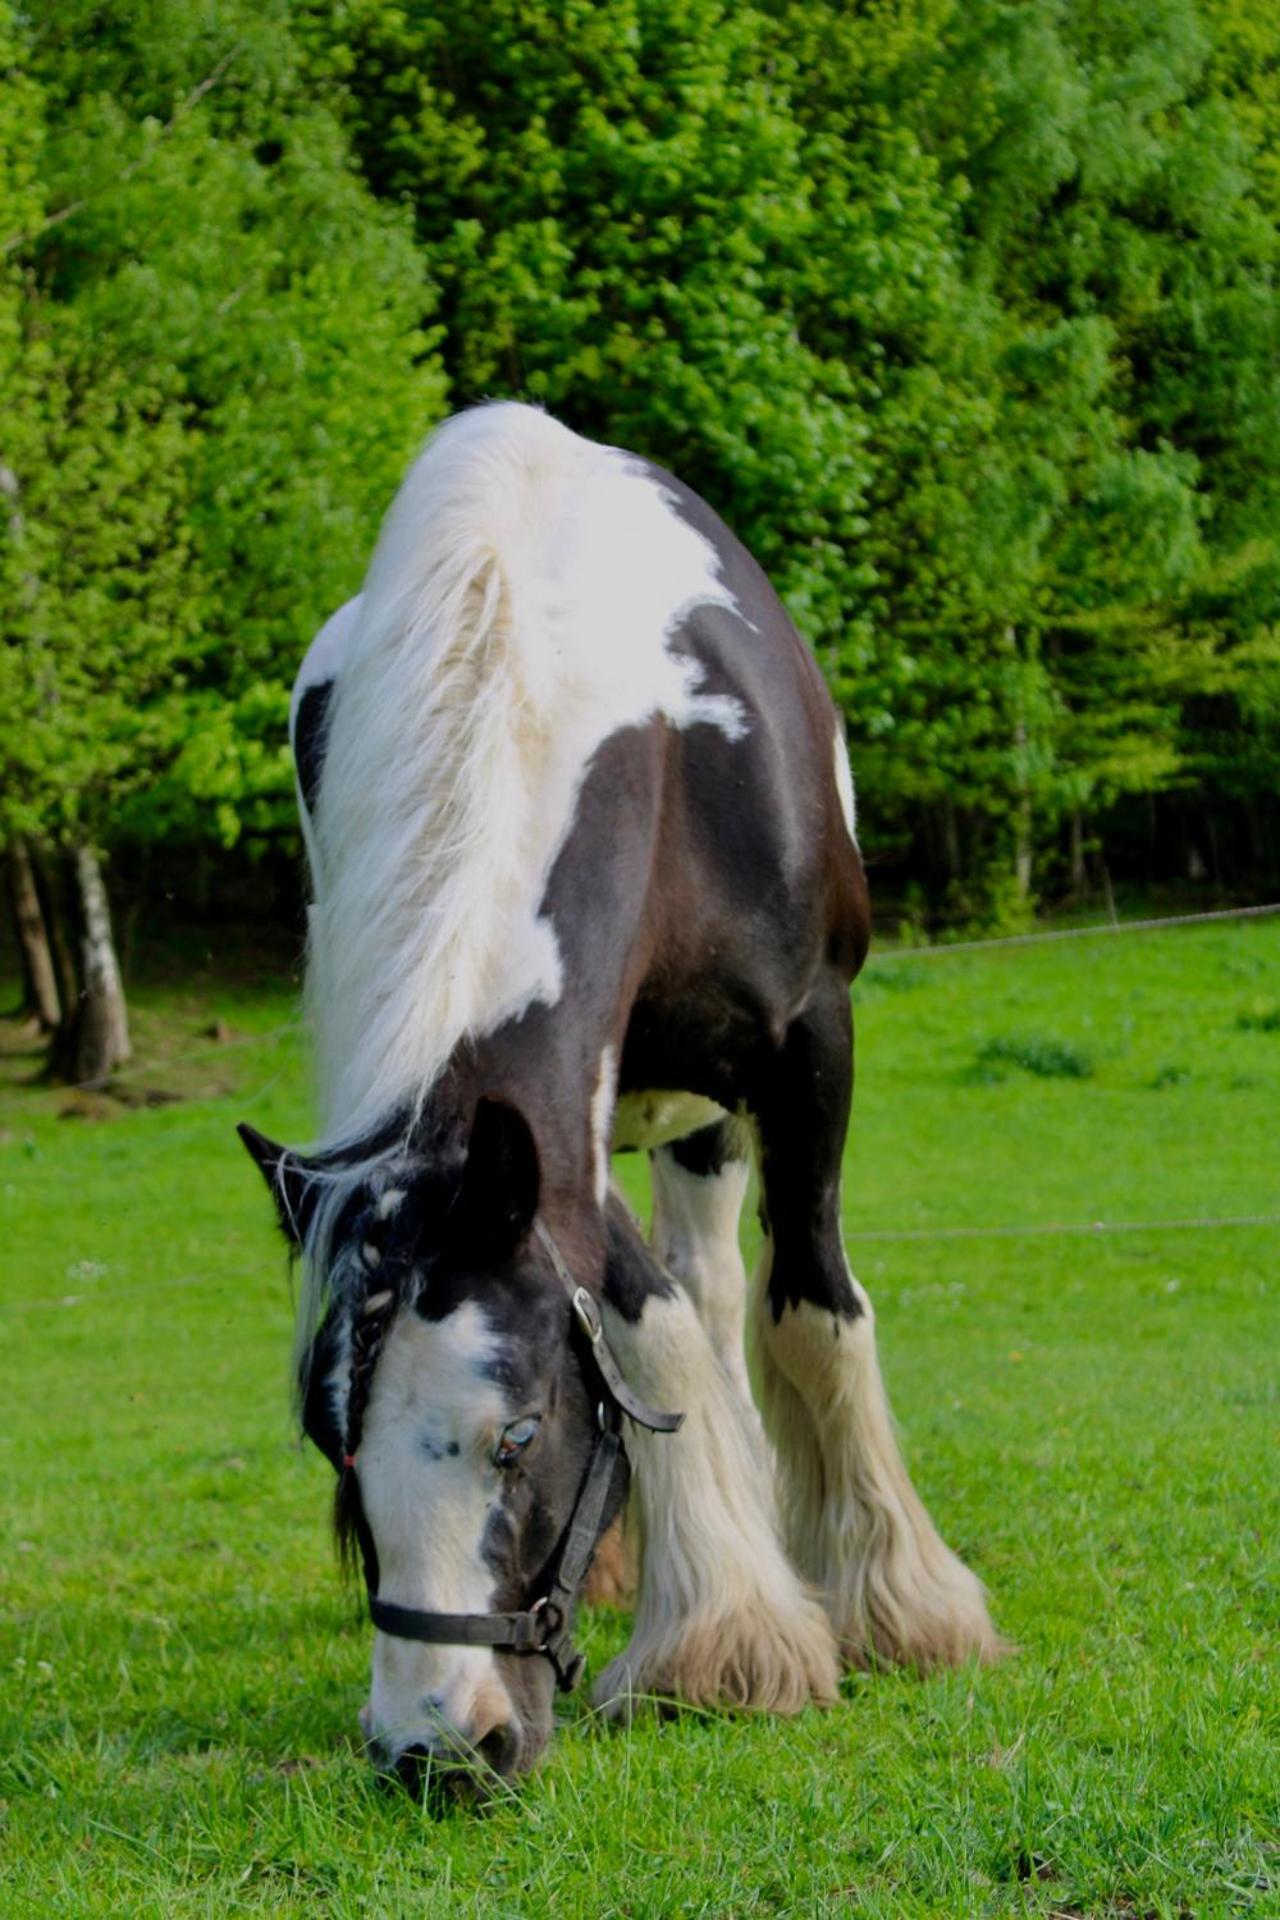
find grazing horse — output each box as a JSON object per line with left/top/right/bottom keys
{"left": 240, "top": 403, "right": 999, "bottom": 1790}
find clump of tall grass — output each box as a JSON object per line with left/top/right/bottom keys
{"left": 974, "top": 1033, "right": 1095, "bottom": 1080}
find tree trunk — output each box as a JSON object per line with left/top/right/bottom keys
{"left": 1068, "top": 811, "right": 1086, "bottom": 897}
{"left": 7, "top": 838, "right": 62, "bottom": 1029}
{"left": 942, "top": 795, "right": 962, "bottom": 883}
{"left": 54, "top": 848, "right": 132, "bottom": 1090}
{"left": 70, "top": 847, "right": 130, "bottom": 1086}
{"left": 1006, "top": 627, "right": 1033, "bottom": 902}
{"left": 40, "top": 855, "right": 81, "bottom": 1047}
{"left": 1013, "top": 715, "right": 1033, "bottom": 901}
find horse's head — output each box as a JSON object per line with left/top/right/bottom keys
{"left": 239, "top": 1098, "right": 630, "bottom": 1794}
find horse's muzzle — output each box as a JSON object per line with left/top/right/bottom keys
{"left": 369, "top": 1718, "right": 525, "bottom": 1804}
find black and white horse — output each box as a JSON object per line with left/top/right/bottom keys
{"left": 241, "top": 404, "right": 999, "bottom": 1790}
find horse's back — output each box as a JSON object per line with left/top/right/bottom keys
{"left": 290, "top": 408, "right": 867, "bottom": 1133}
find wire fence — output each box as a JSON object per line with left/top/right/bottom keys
{"left": 870, "top": 898, "right": 1280, "bottom": 963}
{"left": 2, "top": 895, "right": 1275, "bottom": 1316}
{"left": 847, "top": 1211, "right": 1280, "bottom": 1245}
{"left": 4, "top": 1207, "right": 1276, "bottom": 1316}
{"left": 18, "top": 898, "right": 1274, "bottom": 1098}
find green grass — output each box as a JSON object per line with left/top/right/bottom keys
{"left": 2, "top": 917, "right": 1277, "bottom": 1918}
{"left": 971, "top": 1033, "right": 1095, "bottom": 1082}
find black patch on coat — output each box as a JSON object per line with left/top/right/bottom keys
{"left": 601, "top": 1195, "right": 677, "bottom": 1324}
{"left": 667, "top": 1120, "right": 741, "bottom": 1180}
{"left": 294, "top": 681, "right": 334, "bottom": 818}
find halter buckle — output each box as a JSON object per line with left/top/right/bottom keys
{"left": 571, "top": 1286, "right": 603, "bottom": 1343}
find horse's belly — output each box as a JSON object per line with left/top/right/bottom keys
{"left": 611, "top": 1090, "right": 726, "bottom": 1152}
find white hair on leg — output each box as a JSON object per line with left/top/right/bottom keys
{"left": 649, "top": 1134, "right": 755, "bottom": 1414}
{"left": 749, "top": 1239, "right": 1004, "bottom": 1669}
{"left": 593, "top": 1282, "right": 838, "bottom": 1716}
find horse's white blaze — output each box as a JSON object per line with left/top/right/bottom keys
{"left": 593, "top": 1279, "right": 839, "bottom": 1714}
{"left": 358, "top": 1301, "right": 516, "bottom": 1754}
{"left": 589, "top": 1045, "right": 618, "bottom": 1207}
{"left": 303, "top": 403, "right": 748, "bottom": 1145}
{"left": 833, "top": 722, "right": 858, "bottom": 845}
{"left": 650, "top": 1142, "right": 754, "bottom": 1412}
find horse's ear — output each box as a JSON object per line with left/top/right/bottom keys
{"left": 456, "top": 1098, "right": 540, "bottom": 1255}
{"left": 237, "top": 1123, "right": 319, "bottom": 1246}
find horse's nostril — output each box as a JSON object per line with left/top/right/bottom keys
{"left": 476, "top": 1720, "right": 520, "bottom": 1776}
{"left": 391, "top": 1742, "right": 434, "bottom": 1792}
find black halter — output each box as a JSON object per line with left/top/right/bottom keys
{"left": 356, "top": 1220, "right": 683, "bottom": 1693}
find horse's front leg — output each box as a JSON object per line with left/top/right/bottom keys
{"left": 749, "top": 984, "right": 1004, "bottom": 1670}
{"left": 593, "top": 1197, "right": 838, "bottom": 1716}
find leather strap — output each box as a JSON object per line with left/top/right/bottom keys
{"left": 367, "top": 1427, "right": 624, "bottom": 1691}
{"left": 368, "top": 1597, "right": 548, "bottom": 1651}
{"left": 534, "top": 1220, "right": 684, "bottom": 1434}
{"left": 358, "top": 1220, "right": 682, "bottom": 1692}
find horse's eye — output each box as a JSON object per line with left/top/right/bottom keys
{"left": 494, "top": 1416, "right": 541, "bottom": 1467}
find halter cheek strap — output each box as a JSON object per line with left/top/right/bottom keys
{"left": 354, "top": 1221, "right": 683, "bottom": 1693}
{"left": 368, "top": 1424, "right": 624, "bottom": 1692}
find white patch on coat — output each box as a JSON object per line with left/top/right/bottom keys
{"left": 747, "top": 1240, "right": 1002, "bottom": 1669}
{"left": 650, "top": 1140, "right": 754, "bottom": 1411}
{"left": 592, "top": 1281, "right": 838, "bottom": 1714}
{"left": 290, "top": 594, "right": 364, "bottom": 889}
{"left": 357, "top": 1301, "right": 517, "bottom": 1757}
{"left": 612, "top": 1090, "right": 726, "bottom": 1152}
{"left": 590, "top": 1045, "right": 618, "bottom": 1207}
{"left": 833, "top": 723, "right": 858, "bottom": 845}
{"left": 306, "top": 402, "right": 749, "bottom": 1145}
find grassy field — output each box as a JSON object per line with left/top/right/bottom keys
{"left": 1, "top": 914, "right": 1277, "bottom": 1918}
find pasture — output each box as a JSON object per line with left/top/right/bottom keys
{"left": 1, "top": 915, "right": 1276, "bottom": 1918}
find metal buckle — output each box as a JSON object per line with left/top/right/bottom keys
{"left": 571, "top": 1286, "right": 602, "bottom": 1343}
{"left": 557, "top": 1648, "right": 586, "bottom": 1693}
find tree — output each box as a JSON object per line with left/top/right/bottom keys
{"left": 1, "top": 0, "right": 446, "bottom": 1077}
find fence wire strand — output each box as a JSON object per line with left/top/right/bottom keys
{"left": 872, "top": 899, "right": 1280, "bottom": 962}
{"left": 3, "top": 897, "right": 1276, "bottom": 1318}
{"left": 4, "top": 1209, "right": 1275, "bottom": 1315}
{"left": 847, "top": 1211, "right": 1280, "bottom": 1244}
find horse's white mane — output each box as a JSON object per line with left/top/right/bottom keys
{"left": 306, "top": 401, "right": 741, "bottom": 1154}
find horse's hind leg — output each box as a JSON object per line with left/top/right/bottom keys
{"left": 650, "top": 1120, "right": 754, "bottom": 1411}
{"left": 749, "top": 984, "right": 1003, "bottom": 1670}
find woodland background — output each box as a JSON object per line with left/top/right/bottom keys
{"left": 3, "top": 0, "right": 1279, "bottom": 1081}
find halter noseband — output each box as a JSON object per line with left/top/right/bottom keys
{"left": 352, "top": 1220, "right": 683, "bottom": 1693}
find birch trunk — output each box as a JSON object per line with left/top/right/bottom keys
{"left": 70, "top": 847, "right": 130, "bottom": 1086}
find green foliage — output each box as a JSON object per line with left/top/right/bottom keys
{"left": 2, "top": 0, "right": 1279, "bottom": 901}
{"left": 2, "top": 0, "right": 445, "bottom": 854}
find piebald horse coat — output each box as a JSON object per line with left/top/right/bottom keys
{"left": 242, "top": 404, "right": 999, "bottom": 1789}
